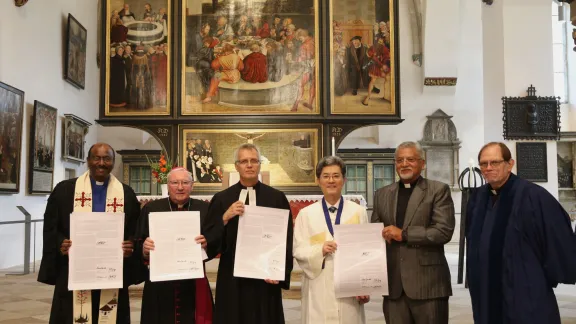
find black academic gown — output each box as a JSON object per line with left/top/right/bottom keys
{"left": 203, "top": 181, "right": 294, "bottom": 324}
{"left": 134, "top": 197, "right": 215, "bottom": 324}
{"left": 37, "top": 178, "right": 142, "bottom": 324}
{"left": 466, "top": 173, "right": 576, "bottom": 324}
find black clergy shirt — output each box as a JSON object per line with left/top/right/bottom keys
{"left": 395, "top": 177, "right": 420, "bottom": 229}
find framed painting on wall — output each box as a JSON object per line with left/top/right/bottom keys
{"left": 181, "top": 0, "right": 320, "bottom": 115}
{"left": 28, "top": 101, "right": 58, "bottom": 194}
{"left": 103, "top": 0, "right": 171, "bottom": 116}
{"left": 0, "top": 82, "right": 25, "bottom": 194}
{"left": 62, "top": 114, "right": 92, "bottom": 163}
{"left": 65, "top": 14, "right": 88, "bottom": 89}
{"left": 330, "top": 0, "right": 399, "bottom": 115}
{"left": 179, "top": 124, "right": 322, "bottom": 192}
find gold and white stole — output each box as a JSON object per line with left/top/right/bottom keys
{"left": 71, "top": 171, "right": 125, "bottom": 324}
{"left": 238, "top": 187, "right": 256, "bottom": 206}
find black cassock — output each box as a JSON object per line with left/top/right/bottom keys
{"left": 134, "top": 197, "right": 215, "bottom": 324}
{"left": 466, "top": 173, "right": 576, "bottom": 324}
{"left": 37, "top": 178, "right": 142, "bottom": 324}
{"left": 203, "top": 181, "right": 294, "bottom": 324}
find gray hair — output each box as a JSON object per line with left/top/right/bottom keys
{"left": 234, "top": 143, "right": 262, "bottom": 163}
{"left": 315, "top": 155, "right": 346, "bottom": 179}
{"left": 167, "top": 168, "right": 193, "bottom": 182}
{"left": 395, "top": 141, "right": 424, "bottom": 159}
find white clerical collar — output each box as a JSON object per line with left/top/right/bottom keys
{"left": 95, "top": 181, "right": 104, "bottom": 186}
{"left": 239, "top": 187, "right": 256, "bottom": 206}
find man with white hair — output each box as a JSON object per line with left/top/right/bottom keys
{"left": 135, "top": 167, "right": 214, "bottom": 324}
{"left": 371, "top": 141, "right": 455, "bottom": 324}
{"left": 203, "top": 143, "right": 294, "bottom": 324}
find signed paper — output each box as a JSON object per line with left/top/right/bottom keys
{"left": 149, "top": 211, "right": 204, "bottom": 282}
{"left": 333, "top": 223, "right": 388, "bottom": 298}
{"left": 68, "top": 212, "right": 125, "bottom": 290}
{"left": 234, "top": 205, "right": 289, "bottom": 281}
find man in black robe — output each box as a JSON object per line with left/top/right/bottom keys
{"left": 346, "top": 36, "right": 369, "bottom": 96}
{"left": 203, "top": 143, "right": 294, "bottom": 324}
{"left": 467, "top": 142, "right": 576, "bottom": 324}
{"left": 38, "top": 143, "right": 141, "bottom": 324}
{"left": 135, "top": 167, "right": 214, "bottom": 324}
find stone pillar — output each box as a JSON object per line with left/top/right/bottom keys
{"left": 482, "top": 0, "right": 559, "bottom": 196}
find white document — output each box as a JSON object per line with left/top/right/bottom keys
{"left": 333, "top": 223, "right": 388, "bottom": 298}
{"left": 149, "top": 211, "right": 204, "bottom": 282}
{"left": 234, "top": 205, "right": 289, "bottom": 281}
{"left": 68, "top": 212, "right": 125, "bottom": 291}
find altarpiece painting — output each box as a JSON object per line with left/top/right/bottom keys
{"left": 104, "top": 0, "right": 171, "bottom": 116}
{"left": 181, "top": 0, "right": 320, "bottom": 115}
{"left": 330, "top": 0, "right": 397, "bottom": 115}
{"left": 180, "top": 124, "right": 321, "bottom": 190}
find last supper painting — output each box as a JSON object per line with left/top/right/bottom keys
{"left": 182, "top": 0, "right": 320, "bottom": 115}
{"left": 104, "top": 0, "right": 171, "bottom": 116}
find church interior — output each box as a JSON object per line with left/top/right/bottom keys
{"left": 1, "top": 0, "right": 576, "bottom": 323}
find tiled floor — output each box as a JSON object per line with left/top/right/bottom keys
{"left": 2, "top": 245, "right": 576, "bottom": 323}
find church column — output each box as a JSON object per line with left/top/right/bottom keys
{"left": 482, "top": 0, "right": 559, "bottom": 196}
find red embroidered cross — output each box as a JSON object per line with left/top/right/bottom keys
{"left": 75, "top": 192, "right": 92, "bottom": 207}
{"left": 107, "top": 198, "right": 124, "bottom": 212}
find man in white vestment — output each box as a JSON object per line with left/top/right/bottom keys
{"left": 294, "top": 156, "right": 370, "bottom": 324}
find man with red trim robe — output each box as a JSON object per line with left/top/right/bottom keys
{"left": 153, "top": 44, "right": 168, "bottom": 107}
{"left": 135, "top": 167, "right": 214, "bottom": 324}
{"left": 241, "top": 43, "right": 268, "bottom": 83}
{"left": 202, "top": 44, "right": 244, "bottom": 103}
{"left": 38, "top": 143, "right": 141, "bottom": 324}
{"left": 362, "top": 36, "right": 390, "bottom": 106}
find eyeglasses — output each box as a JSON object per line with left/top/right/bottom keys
{"left": 168, "top": 180, "right": 193, "bottom": 186}
{"left": 395, "top": 157, "right": 421, "bottom": 164}
{"left": 479, "top": 160, "right": 506, "bottom": 169}
{"left": 236, "top": 159, "right": 260, "bottom": 166}
{"left": 89, "top": 156, "right": 113, "bottom": 163}
{"left": 320, "top": 173, "right": 343, "bottom": 181}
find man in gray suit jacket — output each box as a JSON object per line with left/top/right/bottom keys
{"left": 371, "top": 141, "right": 455, "bottom": 324}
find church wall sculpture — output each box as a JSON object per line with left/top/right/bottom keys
{"left": 179, "top": 124, "right": 321, "bottom": 192}
{"left": 28, "top": 101, "right": 58, "bottom": 195}
{"left": 0, "top": 82, "right": 25, "bottom": 194}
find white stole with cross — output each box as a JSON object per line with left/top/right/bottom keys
{"left": 71, "top": 171, "right": 125, "bottom": 324}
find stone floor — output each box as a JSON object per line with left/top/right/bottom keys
{"left": 2, "top": 245, "right": 576, "bottom": 323}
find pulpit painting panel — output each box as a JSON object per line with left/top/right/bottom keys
{"left": 28, "top": 101, "right": 58, "bottom": 194}
{"left": 182, "top": 0, "right": 320, "bottom": 115}
{"left": 330, "top": 0, "right": 398, "bottom": 115}
{"left": 104, "top": 0, "right": 170, "bottom": 116}
{"left": 180, "top": 124, "right": 322, "bottom": 189}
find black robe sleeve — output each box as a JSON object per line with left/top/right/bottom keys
{"left": 38, "top": 181, "right": 70, "bottom": 285}
{"left": 121, "top": 184, "right": 143, "bottom": 287}
{"left": 528, "top": 187, "right": 576, "bottom": 286}
{"left": 278, "top": 192, "right": 294, "bottom": 290}
{"left": 203, "top": 191, "right": 226, "bottom": 259}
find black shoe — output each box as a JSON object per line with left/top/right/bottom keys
{"left": 352, "top": 90, "right": 357, "bottom": 95}
{"left": 372, "top": 87, "right": 380, "bottom": 94}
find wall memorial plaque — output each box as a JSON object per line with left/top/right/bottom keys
{"left": 516, "top": 142, "right": 548, "bottom": 182}
{"left": 502, "top": 85, "right": 561, "bottom": 140}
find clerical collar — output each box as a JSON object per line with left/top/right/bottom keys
{"left": 399, "top": 176, "right": 420, "bottom": 189}
{"left": 169, "top": 198, "right": 191, "bottom": 211}
{"left": 90, "top": 177, "right": 109, "bottom": 187}
{"left": 238, "top": 181, "right": 260, "bottom": 190}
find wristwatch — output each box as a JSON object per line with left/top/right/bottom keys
{"left": 401, "top": 229, "right": 408, "bottom": 242}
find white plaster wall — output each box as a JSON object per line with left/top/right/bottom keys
{"left": 0, "top": 0, "right": 99, "bottom": 269}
